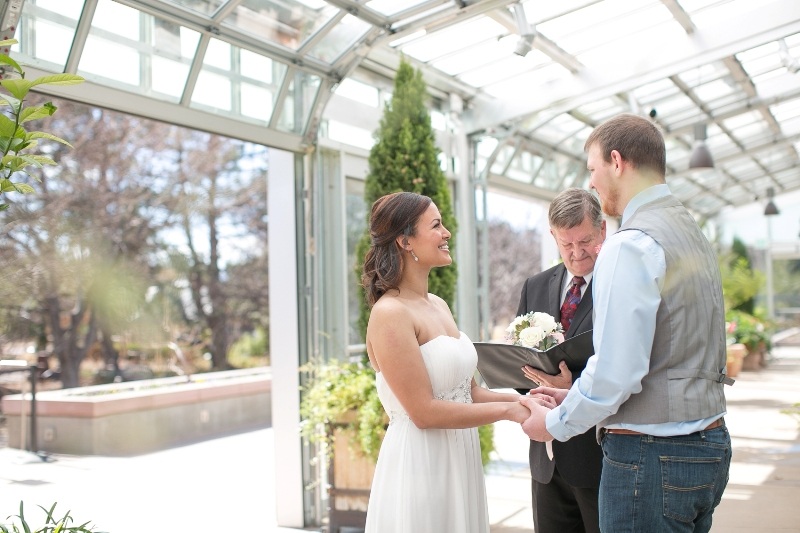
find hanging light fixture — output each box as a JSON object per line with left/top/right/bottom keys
{"left": 688, "top": 123, "right": 714, "bottom": 169}
{"left": 764, "top": 187, "right": 780, "bottom": 216}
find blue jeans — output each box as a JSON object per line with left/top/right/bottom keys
{"left": 599, "top": 424, "right": 731, "bottom": 533}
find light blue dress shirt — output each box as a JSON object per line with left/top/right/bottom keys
{"left": 546, "top": 184, "right": 724, "bottom": 441}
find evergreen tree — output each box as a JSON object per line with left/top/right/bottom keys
{"left": 355, "top": 59, "right": 457, "bottom": 339}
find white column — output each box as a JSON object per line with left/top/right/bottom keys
{"left": 766, "top": 216, "right": 775, "bottom": 320}
{"left": 268, "top": 148, "right": 304, "bottom": 527}
{"left": 450, "top": 94, "right": 480, "bottom": 339}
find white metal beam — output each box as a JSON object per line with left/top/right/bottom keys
{"left": 25, "top": 65, "right": 306, "bottom": 153}
{"left": 465, "top": 0, "right": 800, "bottom": 134}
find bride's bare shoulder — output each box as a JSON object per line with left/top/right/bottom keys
{"left": 370, "top": 294, "right": 414, "bottom": 324}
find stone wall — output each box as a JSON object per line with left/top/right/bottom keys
{"left": 1, "top": 368, "right": 271, "bottom": 455}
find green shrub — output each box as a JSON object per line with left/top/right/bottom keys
{"left": 0, "top": 502, "right": 103, "bottom": 533}
{"left": 299, "top": 358, "right": 386, "bottom": 462}
{"left": 227, "top": 327, "right": 269, "bottom": 367}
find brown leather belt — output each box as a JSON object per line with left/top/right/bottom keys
{"left": 604, "top": 418, "right": 723, "bottom": 436}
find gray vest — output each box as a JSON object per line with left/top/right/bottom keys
{"left": 601, "top": 194, "right": 732, "bottom": 427}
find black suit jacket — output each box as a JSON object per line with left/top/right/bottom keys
{"left": 515, "top": 263, "right": 602, "bottom": 488}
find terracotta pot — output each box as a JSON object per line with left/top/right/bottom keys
{"left": 726, "top": 343, "right": 747, "bottom": 378}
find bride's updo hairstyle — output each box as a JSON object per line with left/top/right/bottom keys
{"left": 362, "top": 191, "right": 432, "bottom": 307}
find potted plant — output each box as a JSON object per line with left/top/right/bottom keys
{"left": 724, "top": 319, "right": 747, "bottom": 379}
{"left": 726, "top": 309, "right": 771, "bottom": 371}
{"left": 719, "top": 247, "right": 770, "bottom": 374}
{"left": 0, "top": 39, "right": 84, "bottom": 212}
{"left": 300, "top": 357, "right": 497, "bottom": 466}
{"left": 299, "top": 357, "right": 386, "bottom": 464}
{"left": 299, "top": 355, "right": 496, "bottom": 530}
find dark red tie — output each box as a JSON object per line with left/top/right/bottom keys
{"left": 560, "top": 276, "right": 585, "bottom": 331}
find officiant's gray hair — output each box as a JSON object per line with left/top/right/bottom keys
{"left": 548, "top": 188, "right": 602, "bottom": 230}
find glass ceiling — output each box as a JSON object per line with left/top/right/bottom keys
{"left": 6, "top": 0, "right": 800, "bottom": 219}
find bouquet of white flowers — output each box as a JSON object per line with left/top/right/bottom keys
{"left": 505, "top": 312, "right": 564, "bottom": 351}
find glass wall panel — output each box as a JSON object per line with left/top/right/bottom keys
{"left": 335, "top": 78, "right": 379, "bottom": 107}
{"left": 194, "top": 69, "right": 232, "bottom": 111}
{"left": 307, "top": 14, "right": 370, "bottom": 63}
{"left": 13, "top": 0, "right": 82, "bottom": 71}
{"left": 277, "top": 71, "right": 321, "bottom": 134}
{"left": 478, "top": 190, "right": 546, "bottom": 339}
{"left": 168, "top": 0, "right": 225, "bottom": 16}
{"left": 225, "top": 0, "right": 338, "bottom": 52}
{"left": 327, "top": 121, "right": 374, "bottom": 151}
{"left": 346, "top": 178, "right": 367, "bottom": 345}
{"left": 191, "top": 37, "right": 288, "bottom": 124}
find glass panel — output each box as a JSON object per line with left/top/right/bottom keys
{"left": 307, "top": 14, "right": 371, "bottom": 64}
{"left": 92, "top": 0, "right": 139, "bottom": 40}
{"left": 241, "top": 48, "right": 275, "bottom": 83}
{"left": 335, "top": 78, "right": 380, "bottom": 108}
{"left": 164, "top": 0, "right": 226, "bottom": 16}
{"left": 193, "top": 69, "right": 232, "bottom": 111}
{"left": 151, "top": 21, "right": 199, "bottom": 99}
{"left": 327, "top": 120, "right": 374, "bottom": 151}
{"left": 13, "top": 0, "right": 83, "bottom": 71}
{"left": 78, "top": 0, "right": 142, "bottom": 86}
{"left": 533, "top": 113, "right": 585, "bottom": 146}
{"left": 632, "top": 78, "right": 678, "bottom": 103}
{"left": 204, "top": 37, "right": 231, "bottom": 70}
{"left": 277, "top": 71, "right": 321, "bottom": 134}
{"left": 486, "top": 64, "right": 572, "bottom": 99}
{"left": 538, "top": 0, "right": 670, "bottom": 55}
{"left": 36, "top": 0, "right": 84, "bottom": 17}
{"left": 490, "top": 144, "right": 516, "bottom": 175}
{"left": 80, "top": 36, "right": 141, "bottom": 87}
{"left": 74, "top": 1, "right": 200, "bottom": 102}
{"left": 432, "top": 36, "right": 518, "bottom": 77}
{"left": 346, "top": 178, "right": 367, "bottom": 345}
{"left": 431, "top": 110, "right": 446, "bottom": 132}
{"left": 189, "top": 37, "right": 288, "bottom": 123}
{"left": 366, "top": 0, "right": 428, "bottom": 17}
{"left": 400, "top": 17, "right": 507, "bottom": 63}
{"left": 224, "top": 0, "right": 338, "bottom": 51}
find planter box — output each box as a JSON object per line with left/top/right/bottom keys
{"left": 328, "top": 425, "right": 376, "bottom": 533}
{"left": 1, "top": 368, "right": 271, "bottom": 455}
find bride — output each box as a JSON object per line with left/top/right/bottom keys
{"left": 361, "top": 191, "right": 533, "bottom": 532}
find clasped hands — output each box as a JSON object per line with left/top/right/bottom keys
{"left": 518, "top": 361, "right": 572, "bottom": 442}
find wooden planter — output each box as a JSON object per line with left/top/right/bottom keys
{"left": 327, "top": 424, "right": 377, "bottom": 533}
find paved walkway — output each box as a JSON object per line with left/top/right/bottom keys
{"left": 0, "top": 344, "right": 798, "bottom": 532}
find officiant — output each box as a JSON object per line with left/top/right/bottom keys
{"left": 513, "top": 187, "right": 605, "bottom": 533}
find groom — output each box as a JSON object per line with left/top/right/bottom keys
{"left": 514, "top": 187, "right": 605, "bottom": 533}
{"left": 521, "top": 114, "right": 733, "bottom": 533}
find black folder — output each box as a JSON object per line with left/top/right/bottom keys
{"left": 474, "top": 329, "right": 594, "bottom": 389}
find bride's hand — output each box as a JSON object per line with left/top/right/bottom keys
{"left": 520, "top": 394, "right": 557, "bottom": 410}
{"left": 507, "top": 401, "right": 532, "bottom": 424}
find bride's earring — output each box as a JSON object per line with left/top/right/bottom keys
{"left": 410, "top": 250, "right": 419, "bottom": 262}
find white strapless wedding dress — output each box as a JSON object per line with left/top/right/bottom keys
{"left": 364, "top": 332, "right": 490, "bottom": 533}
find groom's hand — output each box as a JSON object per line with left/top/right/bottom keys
{"left": 526, "top": 386, "right": 569, "bottom": 406}
{"left": 519, "top": 396, "right": 554, "bottom": 442}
